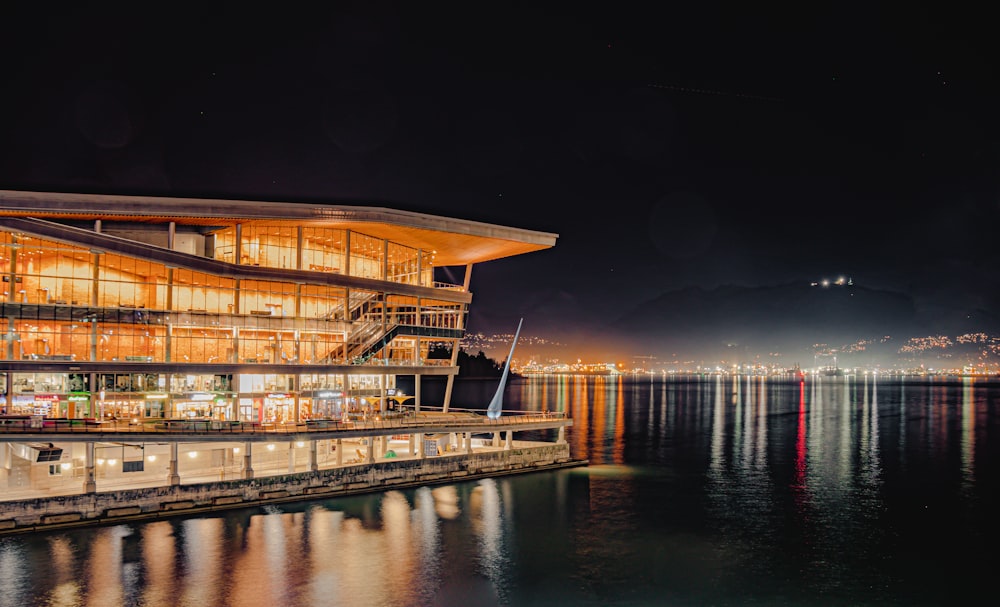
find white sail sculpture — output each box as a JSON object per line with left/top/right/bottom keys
{"left": 486, "top": 317, "right": 523, "bottom": 419}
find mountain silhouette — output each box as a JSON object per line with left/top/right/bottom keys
{"left": 600, "top": 282, "right": 1000, "bottom": 364}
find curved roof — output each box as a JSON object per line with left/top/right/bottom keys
{"left": 0, "top": 190, "right": 558, "bottom": 266}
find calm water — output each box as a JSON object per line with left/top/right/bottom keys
{"left": 2, "top": 374, "right": 999, "bottom": 606}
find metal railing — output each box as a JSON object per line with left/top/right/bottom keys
{"left": 0, "top": 410, "right": 567, "bottom": 436}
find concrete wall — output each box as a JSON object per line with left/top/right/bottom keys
{"left": 0, "top": 444, "right": 580, "bottom": 534}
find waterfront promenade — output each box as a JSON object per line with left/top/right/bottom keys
{"left": 0, "top": 408, "right": 576, "bottom": 527}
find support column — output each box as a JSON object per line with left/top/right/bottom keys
{"left": 83, "top": 442, "right": 96, "bottom": 493}
{"left": 5, "top": 316, "right": 13, "bottom": 363}
{"left": 336, "top": 439, "right": 343, "bottom": 466}
{"left": 465, "top": 432, "right": 473, "bottom": 454}
{"left": 415, "top": 375, "right": 421, "bottom": 413}
{"left": 505, "top": 431, "right": 513, "bottom": 450}
{"left": 558, "top": 426, "right": 566, "bottom": 444}
{"left": 243, "top": 442, "right": 254, "bottom": 479}
{"left": 288, "top": 441, "right": 296, "bottom": 473}
{"left": 493, "top": 431, "right": 501, "bottom": 447}
{"left": 167, "top": 443, "right": 180, "bottom": 486}
{"left": 416, "top": 433, "right": 424, "bottom": 459}
{"left": 366, "top": 439, "right": 375, "bottom": 463}
{"left": 443, "top": 263, "right": 474, "bottom": 414}
{"left": 344, "top": 231, "right": 351, "bottom": 278}
{"left": 4, "top": 365, "right": 12, "bottom": 412}
{"left": 408, "top": 434, "right": 415, "bottom": 457}
{"left": 296, "top": 226, "right": 304, "bottom": 270}
{"left": 90, "top": 312, "right": 99, "bottom": 361}
{"left": 443, "top": 373, "right": 457, "bottom": 413}
{"left": 235, "top": 224, "right": 243, "bottom": 264}
{"left": 309, "top": 439, "right": 318, "bottom": 472}
{"left": 379, "top": 374, "right": 386, "bottom": 413}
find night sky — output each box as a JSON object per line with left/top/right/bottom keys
{"left": 2, "top": 3, "right": 999, "bottom": 364}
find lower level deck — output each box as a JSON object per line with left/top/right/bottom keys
{"left": 0, "top": 411, "right": 582, "bottom": 535}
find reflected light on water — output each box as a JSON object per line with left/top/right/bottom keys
{"left": 3, "top": 375, "right": 999, "bottom": 606}
{"left": 381, "top": 491, "right": 417, "bottom": 602}
{"left": 432, "top": 486, "right": 460, "bottom": 520}
{"left": 140, "top": 522, "right": 176, "bottom": 607}
{"left": 306, "top": 507, "right": 345, "bottom": 605}
{"left": 45, "top": 536, "right": 80, "bottom": 607}
{"left": 961, "top": 377, "right": 975, "bottom": 492}
{"left": 180, "top": 518, "right": 224, "bottom": 606}
{"left": 471, "top": 479, "right": 504, "bottom": 586}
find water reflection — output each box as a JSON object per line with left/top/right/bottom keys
{"left": 2, "top": 375, "right": 999, "bottom": 606}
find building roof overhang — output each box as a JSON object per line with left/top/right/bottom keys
{"left": 0, "top": 190, "right": 558, "bottom": 266}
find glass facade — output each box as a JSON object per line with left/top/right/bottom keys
{"left": 0, "top": 219, "right": 465, "bottom": 422}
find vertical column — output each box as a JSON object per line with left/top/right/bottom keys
{"left": 415, "top": 375, "right": 421, "bottom": 413}
{"left": 505, "top": 431, "right": 513, "bottom": 450}
{"left": 493, "top": 432, "right": 500, "bottom": 447}
{"left": 366, "top": 439, "right": 375, "bottom": 464}
{"left": 167, "top": 443, "right": 180, "bottom": 485}
{"left": 168, "top": 221, "right": 176, "bottom": 250}
{"left": 408, "top": 434, "right": 415, "bottom": 457}
{"left": 90, "top": 317, "right": 99, "bottom": 361}
{"left": 296, "top": 226, "right": 304, "bottom": 270}
{"left": 558, "top": 426, "right": 566, "bottom": 444}
{"left": 230, "top": 382, "right": 239, "bottom": 420}
{"left": 91, "top": 251, "right": 101, "bottom": 306}
{"left": 165, "top": 268, "right": 174, "bottom": 311}
{"left": 242, "top": 442, "right": 254, "bottom": 479}
{"left": 4, "top": 368, "right": 12, "bottom": 411}
{"left": 380, "top": 374, "right": 387, "bottom": 413}
{"left": 443, "top": 371, "right": 457, "bottom": 413}
{"left": 443, "top": 263, "right": 470, "bottom": 414}
{"left": 416, "top": 433, "right": 424, "bottom": 459}
{"left": 288, "top": 441, "right": 295, "bottom": 473}
{"left": 235, "top": 224, "right": 243, "bottom": 264}
{"left": 83, "top": 442, "right": 96, "bottom": 493}
{"left": 416, "top": 248, "right": 422, "bottom": 287}
{"left": 309, "top": 439, "right": 318, "bottom": 472}
{"left": 343, "top": 231, "right": 351, "bottom": 277}
{"left": 5, "top": 316, "right": 12, "bottom": 361}
{"left": 165, "top": 324, "right": 173, "bottom": 362}
{"left": 465, "top": 432, "right": 473, "bottom": 454}
{"left": 382, "top": 239, "right": 388, "bottom": 281}
{"left": 336, "top": 439, "right": 343, "bottom": 466}
{"left": 6, "top": 239, "right": 17, "bottom": 301}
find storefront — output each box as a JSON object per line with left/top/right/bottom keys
{"left": 261, "top": 392, "right": 297, "bottom": 423}
{"left": 300, "top": 389, "right": 344, "bottom": 419}
{"left": 169, "top": 392, "right": 216, "bottom": 419}
{"left": 95, "top": 392, "right": 146, "bottom": 421}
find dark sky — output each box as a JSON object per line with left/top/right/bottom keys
{"left": 2, "top": 2, "right": 999, "bottom": 361}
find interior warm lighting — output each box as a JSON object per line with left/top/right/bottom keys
{"left": 188, "top": 451, "right": 198, "bottom": 458}
{"left": 147, "top": 455, "right": 157, "bottom": 462}
{"left": 108, "top": 459, "right": 117, "bottom": 465}
{"left": 233, "top": 448, "right": 240, "bottom": 454}
{"left": 97, "top": 458, "right": 105, "bottom": 465}
{"left": 267, "top": 444, "right": 275, "bottom": 451}
{"left": 296, "top": 441, "right": 304, "bottom": 447}
{"left": 60, "top": 462, "right": 71, "bottom": 470}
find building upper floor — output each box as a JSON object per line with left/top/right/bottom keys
{"left": 0, "top": 190, "right": 557, "bottom": 369}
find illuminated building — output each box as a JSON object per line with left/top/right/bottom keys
{"left": 0, "top": 189, "right": 556, "bottom": 422}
